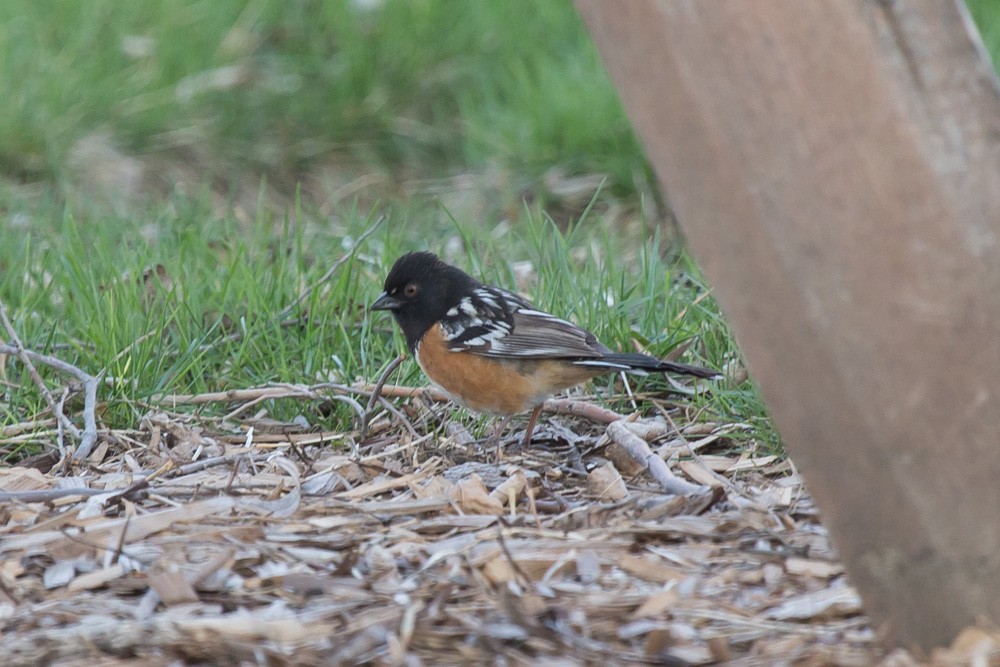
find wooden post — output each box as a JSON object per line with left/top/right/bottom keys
{"left": 575, "top": 0, "right": 1000, "bottom": 650}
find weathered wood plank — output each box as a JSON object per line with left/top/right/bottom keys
{"left": 575, "top": 0, "right": 1000, "bottom": 649}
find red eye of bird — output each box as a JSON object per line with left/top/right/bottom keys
{"left": 404, "top": 284, "right": 418, "bottom": 297}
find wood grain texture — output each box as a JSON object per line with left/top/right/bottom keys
{"left": 575, "top": 0, "right": 1000, "bottom": 649}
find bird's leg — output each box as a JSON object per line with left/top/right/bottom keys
{"left": 490, "top": 414, "right": 514, "bottom": 461}
{"left": 522, "top": 404, "right": 544, "bottom": 450}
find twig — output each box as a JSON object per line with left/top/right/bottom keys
{"left": 276, "top": 214, "right": 386, "bottom": 320}
{"left": 0, "top": 486, "right": 110, "bottom": 502}
{"left": 352, "top": 383, "right": 448, "bottom": 402}
{"left": 378, "top": 397, "right": 420, "bottom": 439}
{"left": 110, "top": 515, "right": 131, "bottom": 566}
{"left": 606, "top": 420, "right": 708, "bottom": 496}
{"left": 314, "top": 392, "right": 368, "bottom": 429}
{"left": 0, "top": 453, "right": 254, "bottom": 504}
{"left": 0, "top": 418, "right": 57, "bottom": 438}
{"left": 55, "top": 387, "right": 70, "bottom": 457}
{"left": 495, "top": 519, "right": 533, "bottom": 589}
{"left": 0, "top": 301, "right": 81, "bottom": 445}
{"left": 106, "top": 459, "right": 175, "bottom": 503}
{"left": 0, "top": 333, "right": 100, "bottom": 461}
{"left": 541, "top": 398, "right": 624, "bottom": 424}
{"left": 221, "top": 391, "right": 284, "bottom": 421}
{"left": 356, "top": 384, "right": 629, "bottom": 424}
{"left": 155, "top": 385, "right": 311, "bottom": 405}
{"left": 170, "top": 452, "right": 252, "bottom": 477}
{"left": 155, "top": 381, "right": 628, "bottom": 430}
{"left": 619, "top": 371, "right": 638, "bottom": 411}
{"left": 362, "top": 354, "right": 405, "bottom": 438}
{"left": 157, "top": 382, "right": 366, "bottom": 427}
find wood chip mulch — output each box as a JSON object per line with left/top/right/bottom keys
{"left": 0, "top": 386, "right": 990, "bottom": 666}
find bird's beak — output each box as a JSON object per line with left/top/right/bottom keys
{"left": 369, "top": 292, "right": 402, "bottom": 311}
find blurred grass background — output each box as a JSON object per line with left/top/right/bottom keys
{"left": 1, "top": 0, "right": 999, "bottom": 457}
{"left": 0, "top": 0, "right": 652, "bottom": 219}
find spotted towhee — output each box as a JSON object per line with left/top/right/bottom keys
{"left": 371, "top": 251, "right": 719, "bottom": 446}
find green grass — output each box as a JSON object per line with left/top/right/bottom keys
{"left": 0, "top": 194, "right": 771, "bottom": 458}
{"left": 6, "top": 0, "right": 1000, "bottom": 460}
{"left": 4, "top": 0, "right": 999, "bottom": 204}
{"left": 968, "top": 0, "right": 1000, "bottom": 71}
{"left": 0, "top": 0, "right": 647, "bottom": 209}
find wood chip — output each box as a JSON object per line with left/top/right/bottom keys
{"left": 631, "top": 589, "right": 680, "bottom": 618}
{"left": 453, "top": 474, "right": 504, "bottom": 515}
{"left": 618, "top": 554, "right": 685, "bottom": 584}
{"left": 675, "top": 459, "right": 726, "bottom": 489}
{"left": 149, "top": 570, "right": 199, "bottom": 606}
{"left": 0, "top": 467, "right": 51, "bottom": 491}
{"left": 726, "top": 454, "right": 779, "bottom": 473}
{"left": 785, "top": 557, "right": 843, "bottom": 579}
{"left": 587, "top": 461, "right": 629, "bottom": 501}
{"left": 67, "top": 563, "right": 127, "bottom": 592}
{"left": 43, "top": 560, "right": 77, "bottom": 589}
{"left": 766, "top": 586, "right": 862, "bottom": 620}
{"left": 0, "top": 385, "right": 887, "bottom": 664}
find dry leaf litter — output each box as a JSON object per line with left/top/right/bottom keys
{"left": 1, "top": 381, "right": 991, "bottom": 666}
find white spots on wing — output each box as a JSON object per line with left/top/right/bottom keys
{"left": 462, "top": 337, "right": 488, "bottom": 347}
{"left": 441, "top": 288, "right": 566, "bottom": 353}
{"left": 474, "top": 288, "right": 500, "bottom": 309}
{"left": 486, "top": 323, "right": 511, "bottom": 338}
{"left": 516, "top": 308, "right": 575, "bottom": 328}
{"left": 573, "top": 359, "right": 630, "bottom": 369}
{"left": 463, "top": 322, "right": 513, "bottom": 348}
{"left": 441, "top": 313, "right": 512, "bottom": 346}
{"left": 459, "top": 297, "right": 478, "bottom": 316}
{"left": 573, "top": 359, "right": 649, "bottom": 375}
{"left": 493, "top": 344, "right": 569, "bottom": 356}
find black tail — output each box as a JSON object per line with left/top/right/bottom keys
{"left": 597, "top": 352, "right": 721, "bottom": 379}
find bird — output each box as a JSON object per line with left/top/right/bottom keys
{"left": 370, "top": 251, "right": 719, "bottom": 448}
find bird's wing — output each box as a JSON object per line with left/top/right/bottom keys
{"left": 440, "top": 286, "right": 607, "bottom": 360}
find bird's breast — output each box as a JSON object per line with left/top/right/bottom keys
{"left": 415, "top": 323, "right": 604, "bottom": 415}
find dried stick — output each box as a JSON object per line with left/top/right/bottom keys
{"left": 276, "top": 214, "right": 386, "bottom": 320}
{"left": 494, "top": 519, "right": 534, "bottom": 588}
{"left": 0, "top": 451, "right": 255, "bottom": 504}
{"left": 541, "top": 398, "right": 624, "bottom": 424}
{"left": 606, "top": 420, "right": 707, "bottom": 496}
{"left": 155, "top": 381, "right": 629, "bottom": 429}
{"left": 169, "top": 451, "right": 253, "bottom": 478}
{"left": 354, "top": 383, "right": 449, "bottom": 402}
{"left": 0, "top": 487, "right": 110, "bottom": 503}
{"left": 361, "top": 354, "right": 405, "bottom": 438}
{"left": 155, "top": 385, "right": 307, "bottom": 405}
{"left": 377, "top": 396, "right": 420, "bottom": 439}
{"left": 364, "top": 384, "right": 627, "bottom": 424}
{"left": 0, "top": 306, "right": 100, "bottom": 460}
{"left": 0, "top": 418, "right": 57, "bottom": 438}
{"left": 55, "top": 386, "right": 70, "bottom": 456}
{"left": 0, "top": 301, "right": 80, "bottom": 444}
